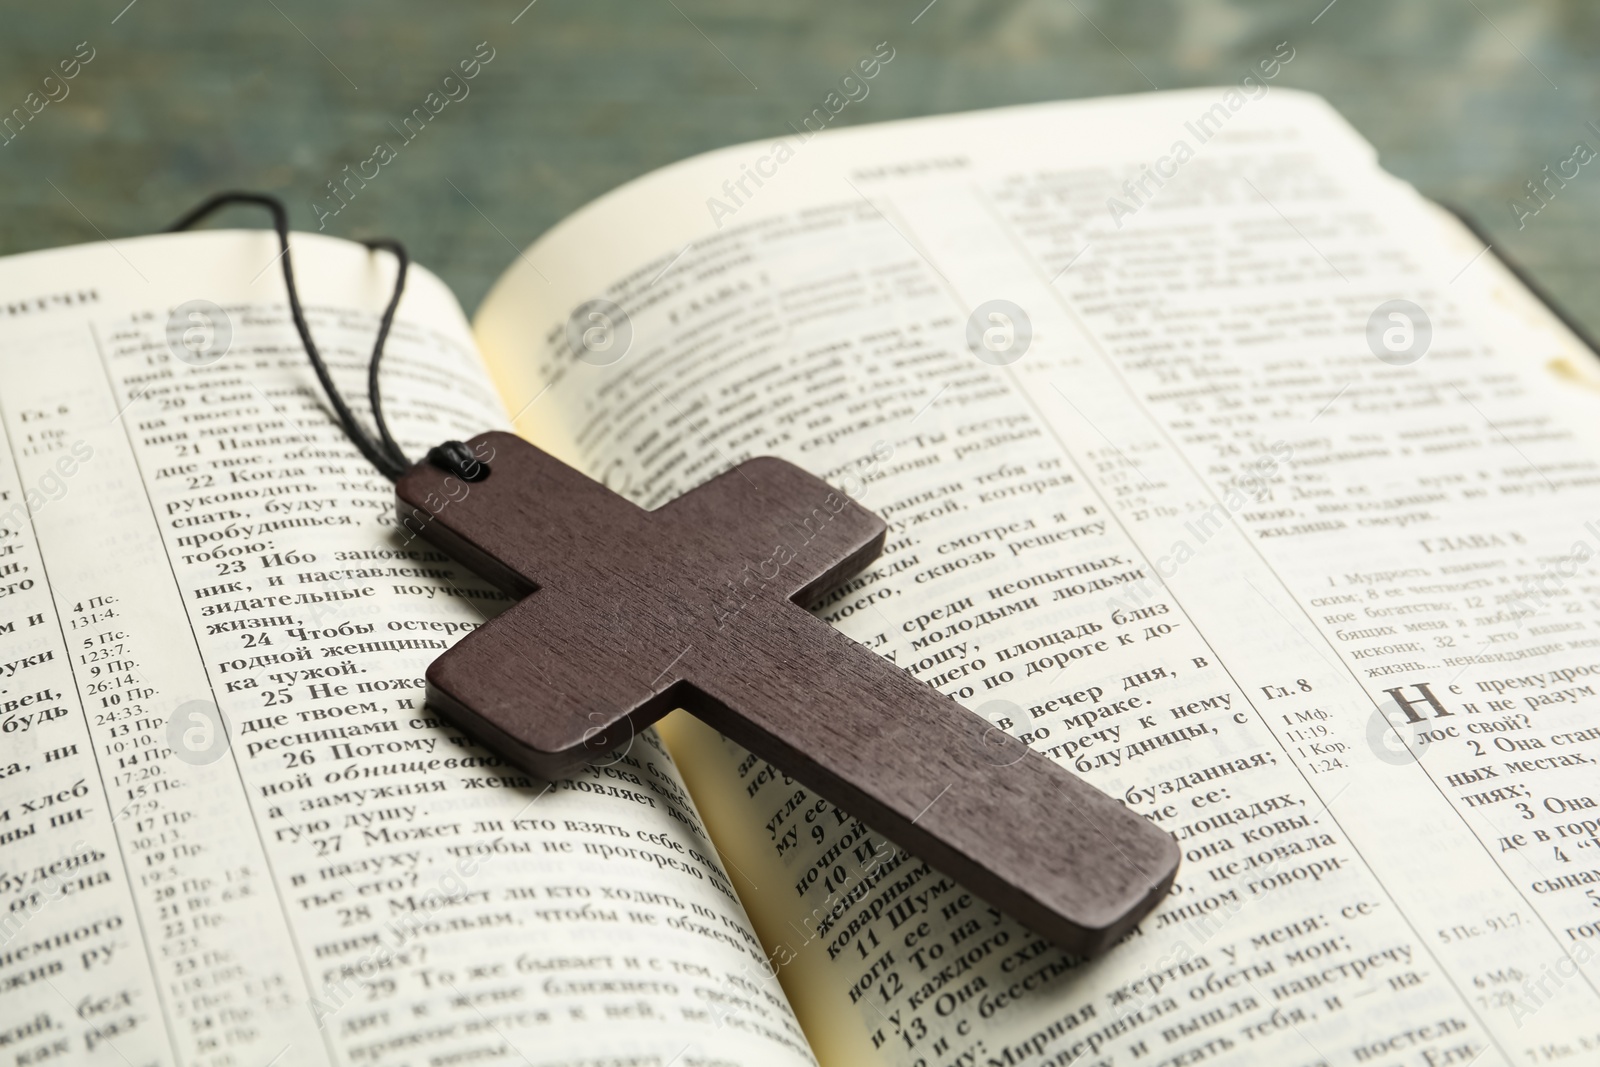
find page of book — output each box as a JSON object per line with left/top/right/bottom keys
{"left": 474, "top": 88, "right": 1600, "bottom": 1065}
{"left": 0, "top": 231, "right": 813, "bottom": 1067}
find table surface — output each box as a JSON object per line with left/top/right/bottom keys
{"left": 3, "top": 0, "right": 1597, "bottom": 328}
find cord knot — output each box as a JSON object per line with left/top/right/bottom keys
{"left": 426, "top": 440, "right": 490, "bottom": 482}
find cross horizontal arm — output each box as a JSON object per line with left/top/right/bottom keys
{"left": 424, "top": 593, "right": 679, "bottom": 778}
{"left": 653, "top": 455, "right": 887, "bottom": 608}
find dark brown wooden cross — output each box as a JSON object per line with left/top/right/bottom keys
{"left": 396, "top": 431, "right": 1178, "bottom": 957}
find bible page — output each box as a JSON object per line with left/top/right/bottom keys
{"left": 0, "top": 230, "right": 813, "bottom": 1067}
{"left": 473, "top": 86, "right": 1600, "bottom": 1066}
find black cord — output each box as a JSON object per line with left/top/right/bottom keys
{"left": 359, "top": 236, "right": 412, "bottom": 475}
{"left": 166, "top": 191, "right": 417, "bottom": 481}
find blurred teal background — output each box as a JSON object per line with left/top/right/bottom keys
{"left": 2, "top": 0, "right": 1596, "bottom": 324}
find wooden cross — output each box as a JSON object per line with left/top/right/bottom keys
{"left": 396, "top": 431, "right": 1178, "bottom": 956}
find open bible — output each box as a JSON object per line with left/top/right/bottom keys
{"left": 5, "top": 87, "right": 1600, "bottom": 1066}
